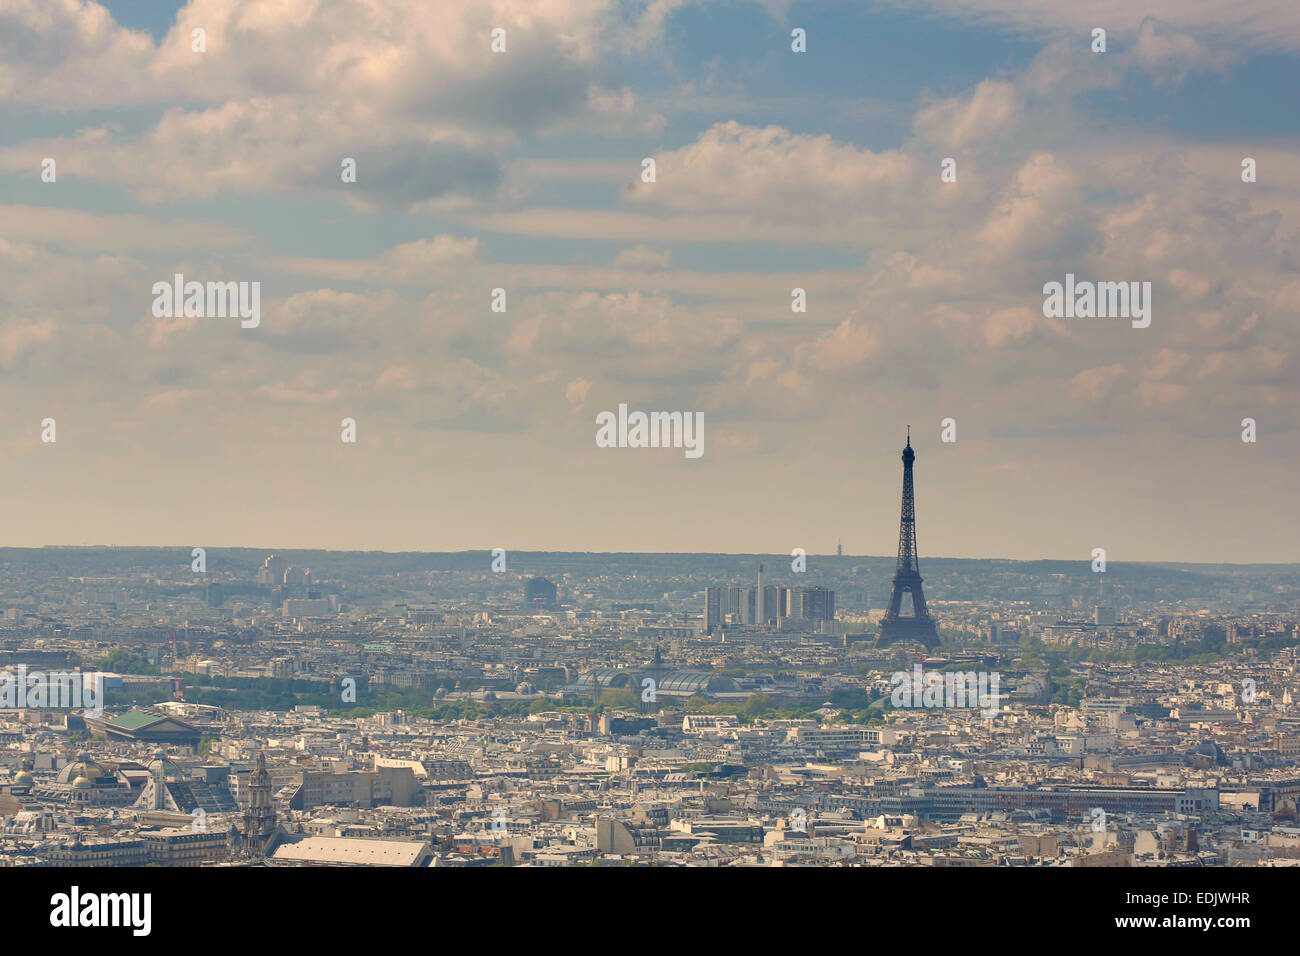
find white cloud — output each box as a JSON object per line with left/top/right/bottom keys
{"left": 914, "top": 80, "right": 1020, "bottom": 149}
{"left": 0, "top": 0, "right": 660, "bottom": 206}
{"left": 879, "top": 0, "right": 1300, "bottom": 53}
{"left": 610, "top": 245, "right": 672, "bottom": 270}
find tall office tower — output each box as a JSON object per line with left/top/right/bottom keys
{"left": 788, "top": 586, "right": 835, "bottom": 621}
{"left": 726, "top": 586, "right": 745, "bottom": 624}
{"left": 283, "top": 566, "right": 311, "bottom": 596}
{"left": 875, "top": 429, "right": 940, "bottom": 650}
{"left": 801, "top": 586, "right": 836, "bottom": 621}
{"left": 738, "top": 587, "right": 755, "bottom": 625}
{"left": 705, "top": 587, "right": 723, "bottom": 631}
{"left": 257, "top": 554, "right": 289, "bottom": 586}
{"left": 837, "top": 540, "right": 843, "bottom": 557}
{"left": 756, "top": 563, "right": 764, "bottom": 623}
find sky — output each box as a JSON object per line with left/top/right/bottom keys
{"left": 0, "top": 0, "right": 1297, "bottom": 562}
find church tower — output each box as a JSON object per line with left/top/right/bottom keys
{"left": 240, "top": 751, "right": 278, "bottom": 858}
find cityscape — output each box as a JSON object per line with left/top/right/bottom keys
{"left": 1, "top": 434, "right": 1298, "bottom": 870}
{"left": 0, "top": 0, "right": 1292, "bottom": 935}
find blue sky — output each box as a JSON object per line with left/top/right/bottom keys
{"left": 0, "top": 0, "right": 1297, "bottom": 561}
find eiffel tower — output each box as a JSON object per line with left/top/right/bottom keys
{"left": 875, "top": 428, "right": 940, "bottom": 650}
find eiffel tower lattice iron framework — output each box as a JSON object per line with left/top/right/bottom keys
{"left": 875, "top": 429, "right": 940, "bottom": 650}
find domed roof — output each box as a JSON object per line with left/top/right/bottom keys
{"left": 655, "top": 671, "right": 740, "bottom": 694}
{"left": 147, "top": 754, "right": 186, "bottom": 782}
{"left": 71, "top": 775, "right": 93, "bottom": 790}
{"left": 57, "top": 753, "right": 111, "bottom": 785}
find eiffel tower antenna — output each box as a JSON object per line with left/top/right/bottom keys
{"left": 875, "top": 430, "right": 939, "bottom": 650}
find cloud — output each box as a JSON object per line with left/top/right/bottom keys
{"left": 880, "top": 0, "right": 1300, "bottom": 53}
{"left": 1132, "top": 18, "right": 1239, "bottom": 84}
{"left": 2, "top": 1, "right": 1299, "bottom": 558}
{"left": 984, "top": 306, "right": 1042, "bottom": 347}
{"left": 565, "top": 377, "right": 592, "bottom": 407}
{"left": 0, "top": 0, "right": 154, "bottom": 105}
{"left": 975, "top": 152, "right": 1078, "bottom": 254}
{"left": 914, "top": 80, "right": 1021, "bottom": 149}
{"left": 0, "top": 0, "right": 659, "bottom": 207}
{"left": 783, "top": 312, "right": 879, "bottom": 388}
{"left": 270, "top": 236, "right": 480, "bottom": 283}
{"left": 0, "top": 316, "right": 55, "bottom": 369}
{"left": 625, "top": 121, "right": 915, "bottom": 218}
{"left": 610, "top": 245, "right": 672, "bottom": 270}
{"left": 0, "top": 205, "right": 252, "bottom": 252}
{"left": 1069, "top": 363, "right": 1128, "bottom": 403}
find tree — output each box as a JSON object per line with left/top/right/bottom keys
{"left": 598, "top": 688, "right": 637, "bottom": 711}
{"left": 93, "top": 648, "right": 159, "bottom": 675}
{"left": 740, "top": 694, "right": 773, "bottom": 721}
{"left": 830, "top": 687, "right": 871, "bottom": 709}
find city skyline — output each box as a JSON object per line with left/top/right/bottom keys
{"left": 1, "top": 532, "right": 1296, "bottom": 878}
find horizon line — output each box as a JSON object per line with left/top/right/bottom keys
{"left": 3, "top": 544, "right": 1295, "bottom": 569}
